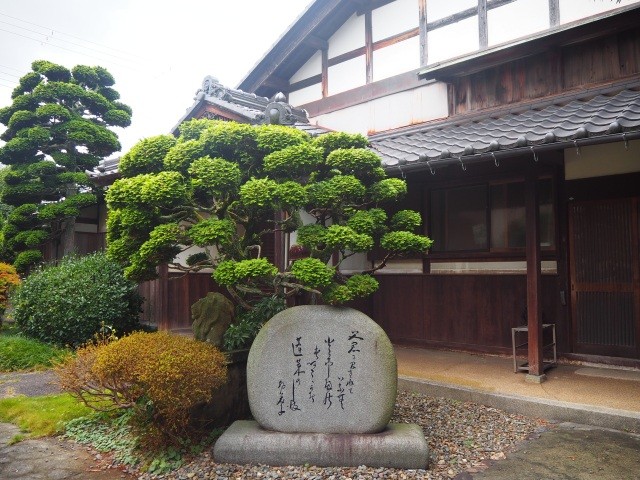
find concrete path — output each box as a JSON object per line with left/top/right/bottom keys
{"left": 0, "top": 422, "right": 134, "bottom": 480}
{"left": 0, "top": 372, "right": 135, "bottom": 480}
{"left": 472, "top": 423, "right": 640, "bottom": 480}
{"left": 396, "top": 346, "right": 640, "bottom": 432}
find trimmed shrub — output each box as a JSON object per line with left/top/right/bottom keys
{"left": 0, "top": 262, "right": 20, "bottom": 326}
{"left": 12, "top": 253, "right": 142, "bottom": 346}
{"left": 56, "top": 332, "right": 227, "bottom": 443}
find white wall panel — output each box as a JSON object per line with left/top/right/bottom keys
{"left": 488, "top": 0, "right": 549, "bottom": 46}
{"left": 373, "top": 36, "right": 420, "bottom": 82}
{"left": 368, "top": 82, "right": 448, "bottom": 133}
{"left": 564, "top": 140, "right": 640, "bottom": 180}
{"left": 372, "top": 0, "right": 418, "bottom": 42}
{"left": 559, "top": 0, "right": 640, "bottom": 24}
{"left": 328, "top": 13, "right": 365, "bottom": 58}
{"left": 328, "top": 56, "right": 366, "bottom": 96}
{"left": 310, "top": 82, "right": 449, "bottom": 135}
{"left": 289, "top": 83, "right": 322, "bottom": 105}
{"left": 427, "top": 15, "right": 479, "bottom": 64}
{"left": 290, "top": 51, "right": 322, "bottom": 83}
{"left": 313, "top": 102, "right": 371, "bottom": 135}
{"left": 426, "top": 0, "right": 476, "bottom": 22}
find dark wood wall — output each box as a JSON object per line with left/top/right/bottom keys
{"left": 453, "top": 27, "right": 640, "bottom": 114}
{"left": 372, "top": 273, "right": 566, "bottom": 354}
{"left": 138, "top": 272, "right": 221, "bottom": 330}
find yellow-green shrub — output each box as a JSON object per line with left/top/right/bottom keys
{"left": 0, "top": 262, "right": 20, "bottom": 325}
{"left": 57, "top": 332, "right": 227, "bottom": 441}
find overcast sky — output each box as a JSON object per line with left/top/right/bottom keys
{"left": 0, "top": 0, "right": 311, "bottom": 157}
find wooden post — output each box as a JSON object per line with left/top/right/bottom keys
{"left": 478, "top": 0, "right": 488, "bottom": 49}
{"left": 365, "top": 9, "right": 373, "bottom": 84}
{"left": 525, "top": 169, "right": 545, "bottom": 381}
{"left": 419, "top": 0, "right": 428, "bottom": 66}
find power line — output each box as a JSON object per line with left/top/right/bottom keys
{"left": 0, "top": 63, "right": 22, "bottom": 73}
{"left": 0, "top": 12, "right": 144, "bottom": 62}
{"left": 0, "top": 18, "right": 142, "bottom": 66}
{"left": 0, "top": 69, "right": 19, "bottom": 79}
{"left": 0, "top": 27, "right": 142, "bottom": 73}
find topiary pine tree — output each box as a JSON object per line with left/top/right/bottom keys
{"left": 106, "top": 119, "right": 432, "bottom": 309}
{"left": 0, "top": 60, "right": 132, "bottom": 272}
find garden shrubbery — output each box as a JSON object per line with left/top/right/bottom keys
{"left": 57, "top": 331, "right": 228, "bottom": 444}
{"left": 12, "top": 252, "right": 143, "bottom": 346}
{"left": 0, "top": 262, "right": 20, "bottom": 327}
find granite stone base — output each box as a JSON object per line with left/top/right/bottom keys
{"left": 213, "top": 420, "right": 429, "bottom": 469}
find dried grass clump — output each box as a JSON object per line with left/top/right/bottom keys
{"left": 57, "top": 331, "right": 227, "bottom": 441}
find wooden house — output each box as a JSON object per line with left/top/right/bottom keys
{"left": 233, "top": 0, "right": 640, "bottom": 376}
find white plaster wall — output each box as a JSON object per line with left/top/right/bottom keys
{"left": 430, "top": 260, "right": 558, "bottom": 275}
{"left": 372, "top": 36, "right": 420, "bottom": 82}
{"left": 564, "top": 139, "right": 640, "bottom": 180}
{"left": 312, "top": 101, "right": 371, "bottom": 135}
{"left": 290, "top": 51, "right": 322, "bottom": 83}
{"left": 328, "top": 13, "right": 365, "bottom": 58}
{"left": 289, "top": 83, "right": 323, "bottom": 105}
{"left": 559, "top": 0, "right": 640, "bottom": 24}
{"left": 328, "top": 55, "right": 367, "bottom": 96}
{"left": 310, "top": 82, "right": 448, "bottom": 135}
{"left": 339, "top": 252, "right": 370, "bottom": 273}
{"left": 427, "top": 15, "right": 479, "bottom": 64}
{"left": 368, "top": 82, "right": 448, "bottom": 133}
{"left": 372, "top": 0, "right": 418, "bottom": 42}
{"left": 373, "top": 258, "right": 424, "bottom": 274}
{"left": 488, "top": 0, "right": 550, "bottom": 46}
{"left": 427, "top": 0, "right": 476, "bottom": 22}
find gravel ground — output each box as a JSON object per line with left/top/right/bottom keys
{"left": 139, "top": 391, "right": 551, "bottom": 480}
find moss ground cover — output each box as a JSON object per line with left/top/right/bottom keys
{"left": 0, "top": 324, "right": 69, "bottom": 371}
{"left": 0, "top": 393, "right": 91, "bottom": 437}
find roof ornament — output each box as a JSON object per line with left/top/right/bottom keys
{"left": 491, "top": 152, "right": 499, "bottom": 167}
{"left": 623, "top": 132, "right": 629, "bottom": 150}
{"left": 458, "top": 157, "right": 466, "bottom": 172}
{"left": 263, "top": 92, "right": 297, "bottom": 125}
{"left": 573, "top": 140, "right": 581, "bottom": 156}
{"left": 397, "top": 164, "right": 406, "bottom": 179}
{"left": 530, "top": 146, "right": 538, "bottom": 163}
{"left": 195, "top": 76, "right": 232, "bottom": 101}
{"left": 427, "top": 161, "right": 435, "bottom": 175}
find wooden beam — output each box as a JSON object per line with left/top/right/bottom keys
{"left": 373, "top": 27, "right": 419, "bottom": 51}
{"left": 321, "top": 47, "right": 329, "bottom": 97}
{"left": 479, "top": 0, "right": 488, "bottom": 49}
{"left": 304, "top": 34, "right": 328, "bottom": 50}
{"left": 262, "top": 75, "right": 290, "bottom": 94}
{"left": 549, "top": 0, "right": 560, "bottom": 27}
{"left": 365, "top": 9, "right": 373, "bottom": 84}
{"left": 419, "top": 0, "right": 428, "bottom": 66}
{"left": 426, "top": 0, "right": 516, "bottom": 32}
{"left": 289, "top": 74, "right": 322, "bottom": 93}
{"left": 525, "top": 170, "right": 544, "bottom": 379}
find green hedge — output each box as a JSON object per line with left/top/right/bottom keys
{"left": 13, "top": 253, "right": 143, "bottom": 346}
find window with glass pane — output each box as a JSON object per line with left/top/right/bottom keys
{"left": 431, "top": 178, "right": 554, "bottom": 253}
{"left": 431, "top": 185, "right": 488, "bottom": 252}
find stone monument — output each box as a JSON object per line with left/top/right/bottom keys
{"left": 213, "top": 305, "right": 429, "bottom": 469}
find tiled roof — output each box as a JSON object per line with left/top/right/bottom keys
{"left": 370, "top": 88, "right": 640, "bottom": 168}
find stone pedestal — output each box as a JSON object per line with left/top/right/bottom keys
{"left": 213, "top": 306, "right": 429, "bottom": 469}
{"left": 214, "top": 420, "right": 429, "bottom": 469}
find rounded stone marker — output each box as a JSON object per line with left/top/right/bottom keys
{"left": 247, "top": 305, "right": 397, "bottom": 434}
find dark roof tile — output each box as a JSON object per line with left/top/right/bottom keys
{"left": 370, "top": 89, "right": 640, "bottom": 166}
